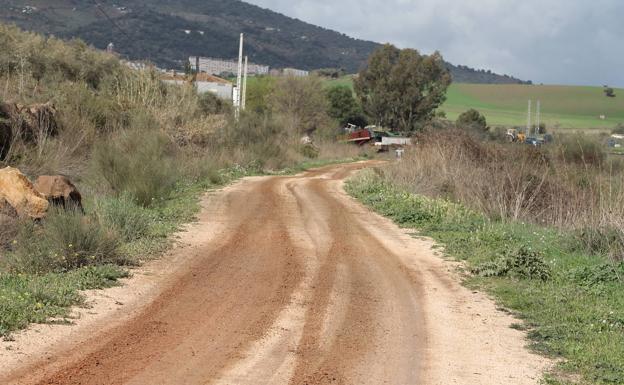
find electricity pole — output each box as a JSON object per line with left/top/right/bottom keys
{"left": 242, "top": 56, "right": 248, "bottom": 111}
{"left": 536, "top": 100, "right": 541, "bottom": 136}
{"left": 235, "top": 33, "right": 244, "bottom": 119}
{"left": 527, "top": 100, "right": 532, "bottom": 135}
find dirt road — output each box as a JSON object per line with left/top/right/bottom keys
{"left": 2, "top": 162, "right": 549, "bottom": 385}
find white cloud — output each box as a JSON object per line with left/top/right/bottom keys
{"left": 247, "top": 0, "right": 624, "bottom": 86}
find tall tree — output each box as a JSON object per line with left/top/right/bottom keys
{"left": 270, "top": 75, "right": 331, "bottom": 136}
{"left": 354, "top": 44, "right": 451, "bottom": 133}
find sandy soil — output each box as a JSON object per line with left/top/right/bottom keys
{"left": 0, "top": 162, "right": 551, "bottom": 384}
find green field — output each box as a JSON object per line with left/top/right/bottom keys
{"left": 443, "top": 84, "right": 624, "bottom": 130}
{"left": 322, "top": 76, "right": 624, "bottom": 130}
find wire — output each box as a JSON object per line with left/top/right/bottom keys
{"left": 89, "top": 0, "right": 131, "bottom": 39}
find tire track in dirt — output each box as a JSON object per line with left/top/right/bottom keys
{"left": 2, "top": 161, "right": 551, "bottom": 385}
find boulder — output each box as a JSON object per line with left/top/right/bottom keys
{"left": 0, "top": 167, "right": 49, "bottom": 219}
{"left": 34, "top": 175, "right": 83, "bottom": 212}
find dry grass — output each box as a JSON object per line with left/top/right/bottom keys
{"left": 384, "top": 129, "right": 624, "bottom": 259}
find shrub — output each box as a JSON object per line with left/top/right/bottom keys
{"left": 197, "top": 92, "right": 231, "bottom": 116}
{"left": 472, "top": 246, "right": 552, "bottom": 281}
{"left": 219, "top": 111, "right": 293, "bottom": 169}
{"left": 299, "top": 143, "right": 319, "bottom": 159}
{"left": 92, "top": 129, "right": 180, "bottom": 207}
{"left": 4, "top": 208, "right": 122, "bottom": 274}
{"left": 456, "top": 109, "right": 487, "bottom": 131}
{"left": 270, "top": 76, "right": 332, "bottom": 136}
{"left": 577, "top": 226, "right": 624, "bottom": 260}
{"left": 558, "top": 134, "right": 606, "bottom": 166}
{"left": 95, "top": 195, "right": 154, "bottom": 242}
{"left": 612, "top": 124, "right": 624, "bottom": 135}
{"left": 571, "top": 262, "right": 624, "bottom": 286}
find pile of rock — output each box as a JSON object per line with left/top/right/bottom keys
{"left": 0, "top": 167, "right": 83, "bottom": 222}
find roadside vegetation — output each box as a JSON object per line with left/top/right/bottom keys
{"left": 347, "top": 129, "right": 624, "bottom": 384}
{"left": 0, "top": 24, "right": 368, "bottom": 336}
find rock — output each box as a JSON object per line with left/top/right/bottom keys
{"left": 0, "top": 167, "right": 49, "bottom": 219}
{"left": 34, "top": 175, "right": 83, "bottom": 212}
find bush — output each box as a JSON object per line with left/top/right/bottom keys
{"left": 577, "top": 226, "right": 624, "bottom": 260}
{"left": 299, "top": 143, "right": 319, "bottom": 159}
{"left": 612, "top": 124, "right": 624, "bottom": 135}
{"left": 4, "top": 208, "right": 122, "bottom": 274}
{"left": 92, "top": 129, "right": 180, "bottom": 207}
{"left": 571, "top": 262, "right": 624, "bottom": 287}
{"left": 197, "top": 92, "right": 231, "bottom": 116}
{"left": 472, "top": 246, "right": 552, "bottom": 281}
{"left": 456, "top": 109, "right": 487, "bottom": 131}
{"left": 558, "top": 134, "right": 606, "bottom": 166}
{"left": 95, "top": 195, "right": 154, "bottom": 242}
{"left": 219, "top": 111, "right": 293, "bottom": 168}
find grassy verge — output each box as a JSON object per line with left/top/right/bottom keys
{"left": 346, "top": 169, "right": 624, "bottom": 385}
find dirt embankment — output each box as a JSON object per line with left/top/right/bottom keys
{"left": 1, "top": 162, "right": 550, "bottom": 385}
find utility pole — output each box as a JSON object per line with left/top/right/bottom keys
{"left": 235, "top": 33, "right": 244, "bottom": 119}
{"left": 242, "top": 56, "right": 248, "bottom": 111}
{"left": 536, "top": 100, "right": 541, "bottom": 136}
{"left": 527, "top": 99, "right": 532, "bottom": 135}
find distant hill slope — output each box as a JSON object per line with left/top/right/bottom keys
{"left": 0, "top": 0, "right": 529, "bottom": 84}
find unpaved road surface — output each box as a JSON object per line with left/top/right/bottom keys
{"left": 2, "top": 162, "right": 550, "bottom": 385}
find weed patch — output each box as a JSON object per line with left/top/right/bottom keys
{"left": 0, "top": 265, "right": 128, "bottom": 336}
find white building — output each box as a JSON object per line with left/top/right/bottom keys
{"left": 282, "top": 68, "right": 309, "bottom": 77}
{"left": 189, "top": 56, "right": 269, "bottom": 76}
{"left": 161, "top": 72, "right": 233, "bottom": 100}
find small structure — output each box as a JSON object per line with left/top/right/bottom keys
{"left": 270, "top": 68, "right": 309, "bottom": 77}
{"left": 282, "top": 68, "right": 309, "bottom": 77}
{"left": 161, "top": 72, "right": 233, "bottom": 100}
{"left": 189, "top": 56, "right": 269, "bottom": 76}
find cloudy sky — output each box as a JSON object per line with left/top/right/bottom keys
{"left": 246, "top": 0, "right": 623, "bottom": 87}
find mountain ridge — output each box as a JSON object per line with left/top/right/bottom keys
{"left": 0, "top": 0, "right": 530, "bottom": 84}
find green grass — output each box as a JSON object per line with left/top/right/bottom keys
{"left": 346, "top": 169, "right": 624, "bottom": 384}
{"left": 443, "top": 84, "right": 624, "bottom": 130}
{"left": 0, "top": 265, "right": 128, "bottom": 336}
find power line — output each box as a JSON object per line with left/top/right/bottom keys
{"left": 89, "top": 0, "right": 130, "bottom": 39}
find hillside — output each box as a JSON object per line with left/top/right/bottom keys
{"left": 0, "top": 0, "right": 527, "bottom": 83}
{"left": 442, "top": 84, "right": 624, "bottom": 129}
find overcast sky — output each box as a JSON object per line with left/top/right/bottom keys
{"left": 246, "top": 0, "right": 623, "bottom": 87}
